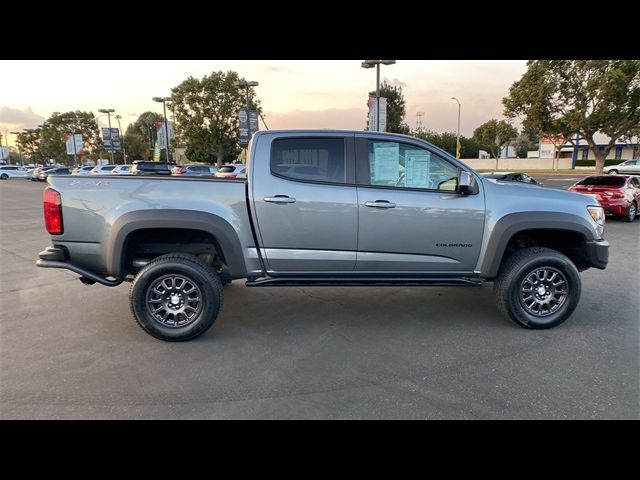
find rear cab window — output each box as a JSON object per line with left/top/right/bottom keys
{"left": 270, "top": 138, "right": 345, "bottom": 183}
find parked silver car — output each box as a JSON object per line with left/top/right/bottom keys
{"left": 38, "top": 166, "right": 72, "bottom": 181}
{"left": 214, "top": 164, "right": 246, "bottom": 179}
{"left": 72, "top": 165, "right": 95, "bottom": 175}
{"left": 171, "top": 164, "right": 213, "bottom": 177}
{"left": 604, "top": 160, "right": 640, "bottom": 175}
{"left": 111, "top": 165, "right": 131, "bottom": 175}
{"left": 91, "top": 165, "right": 117, "bottom": 174}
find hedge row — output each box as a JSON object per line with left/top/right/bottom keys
{"left": 574, "top": 159, "right": 623, "bottom": 167}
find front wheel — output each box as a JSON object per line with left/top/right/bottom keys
{"left": 129, "top": 253, "right": 223, "bottom": 341}
{"left": 622, "top": 202, "right": 637, "bottom": 222}
{"left": 0, "top": 174, "right": 8, "bottom": 180}
{"left": 494, "top": 247, "right": 581, "bottom": 329}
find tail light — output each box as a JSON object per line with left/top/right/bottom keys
{"left": 43, "top": 188, "right": 63, "bottom": 235}
{"left": 226, "top": 174, "right": 237, "bottom": 178}
{"left": 608, "top": 191, "right": 624, "bottom": 198}
{"left": 178, "top": 167, "right": 187, "bottom": 174}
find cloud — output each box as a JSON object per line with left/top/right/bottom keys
{"left": 0, "top": 106, "right": 45, "bottom": 132}
{"left": 265, "top": 65, "right": 287, "bottom": 73}
{"left": 264, "top": 108, "right": 366, "bottom": 130}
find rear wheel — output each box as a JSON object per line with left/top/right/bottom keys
{"left": 622, "top": 202, "right": 637, "bottom": 222}
{"left": 494, "top": 247, "right": 581, "bottom": 329}
{"left": 608, "top": 169, "right": 619, "bottom": 175}
{"left": 130, "top": 253, "right": 223, "bottom": 341}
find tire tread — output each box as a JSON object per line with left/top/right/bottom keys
{"left": 129, "top": 253, "right": 223, "bottom": 341}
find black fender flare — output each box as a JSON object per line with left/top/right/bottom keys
{"left": 106, "top": 209, "right": 247, "bottom": 278}
{"left": 479, "top": 211, "right": 595, "bottom": 279}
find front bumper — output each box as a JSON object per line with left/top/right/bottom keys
{"left": 583, "top": 238, "right": 609, "bottom": 270}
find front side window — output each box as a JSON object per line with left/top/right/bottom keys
{"left": 271, "top": 138, "right": 345, "bottom": 184}
{"left": 366, "top": 140, "right": 458, "bottom": 191}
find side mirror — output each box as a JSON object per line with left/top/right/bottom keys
{"left": 458, "top": 171, "right": 474, "bottom": 195}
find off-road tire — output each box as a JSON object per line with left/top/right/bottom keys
{"left": 494, "top": 247, "right": 581, "bottom": 329}
{"left": 129, "top": 253, "right": 223, "bottom": 341}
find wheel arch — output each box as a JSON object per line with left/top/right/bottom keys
{"left": 480, "top": 212, "right": 596, "bottom": 280}
{"left": 107, "top": 209, "right": 247, "bottom": 278}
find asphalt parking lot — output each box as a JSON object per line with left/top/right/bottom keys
{"left": 1, "top": 177, "right": 638, "bottom": 419}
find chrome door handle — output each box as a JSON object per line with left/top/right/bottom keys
{"left": 365, "top": 201, "right": 396, "bottom": 208}
{"left": 264, "top": 195, "right": 296, "bottom": 204}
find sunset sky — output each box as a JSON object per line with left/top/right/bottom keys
{"left": 0, "top": 60, "right": 528, "bottom": 146}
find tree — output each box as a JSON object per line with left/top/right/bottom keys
{"left": 503, "top": 60, "right": 640, "bottom": 174}
{"left": 513, "top": 133, "right": 536, "bottom": 158}
{"left": 367, "top": 81, "right": 410, "bottom": 134}
{"left": 39, "top": 111, "right": 102, "bottom": 164}
{"left": 123, "top": 133, "right": 147, "bottom": 161}
{"left": 473, "top": 119, "right": 518, "bottom": 166}
{"left": 412, "top": 130, "right": 480, "bottom": 158}
{"left": 170, "top": 71, "right": 261, "bottom": 167}
{"left": 124, "top": 111, "right": 165, "bottom": 160}
{"left": 16, "top": 129, "right": 42, "bottom": 163}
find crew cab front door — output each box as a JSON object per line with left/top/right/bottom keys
{"left": 251, "top": 134, "right": 358, "bottom": 273}
{"left": 354, "top": 136, "right": 485, "bottom": 273}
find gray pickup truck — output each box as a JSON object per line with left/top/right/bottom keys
{"left": 37, "top": 130, "right": 609, "bottom": 341}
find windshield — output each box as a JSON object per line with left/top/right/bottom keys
{"left": 575, "top": 176, "right": 626, "bottom": 187}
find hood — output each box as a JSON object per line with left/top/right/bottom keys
{"left": 480, "top": 176, "right": 598, "bottom": 209}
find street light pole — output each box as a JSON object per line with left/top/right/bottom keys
{"left": 451, "top": 97, "right": 461, "bottom": 158}
{"left": 152, "top": 97, "right": 172, "bottom": 162}
{"left": 98, "top": 108, "right": 115, "bottom": 164}
{"left": 361, "top": 60, "right": 396, "bottom": 132}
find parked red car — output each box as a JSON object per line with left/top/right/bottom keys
{"left": 568, "top": 175, "right": 640, "bottom": 222}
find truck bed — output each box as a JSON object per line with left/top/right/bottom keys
{"left": 46, "top": 175, "right": 255, "bottom": 277}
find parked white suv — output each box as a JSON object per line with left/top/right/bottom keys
{"left": 0, "top": 165, "right": 26, "bottom": 179}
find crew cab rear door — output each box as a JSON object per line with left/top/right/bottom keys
{"left": 251, "top": 132, "right": 358, "bottom": 273}
{"left": 354, "top": 135, "right": 485, "bottom": 273}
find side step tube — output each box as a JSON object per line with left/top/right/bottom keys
{"left": 246, "top": 277, "right": 482, "bottom": 287}
{"left": 36, "top": 259, "right": 125, "bottom": 287}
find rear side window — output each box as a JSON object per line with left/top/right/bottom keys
{"left": 271, "top": 138, "right": 345, "bottom": 184}
{"left": 190, "top": 166, "right": 210, "bottom": 173}
{"left": 576, "top": 176, "right": 626, "bottom": 187}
